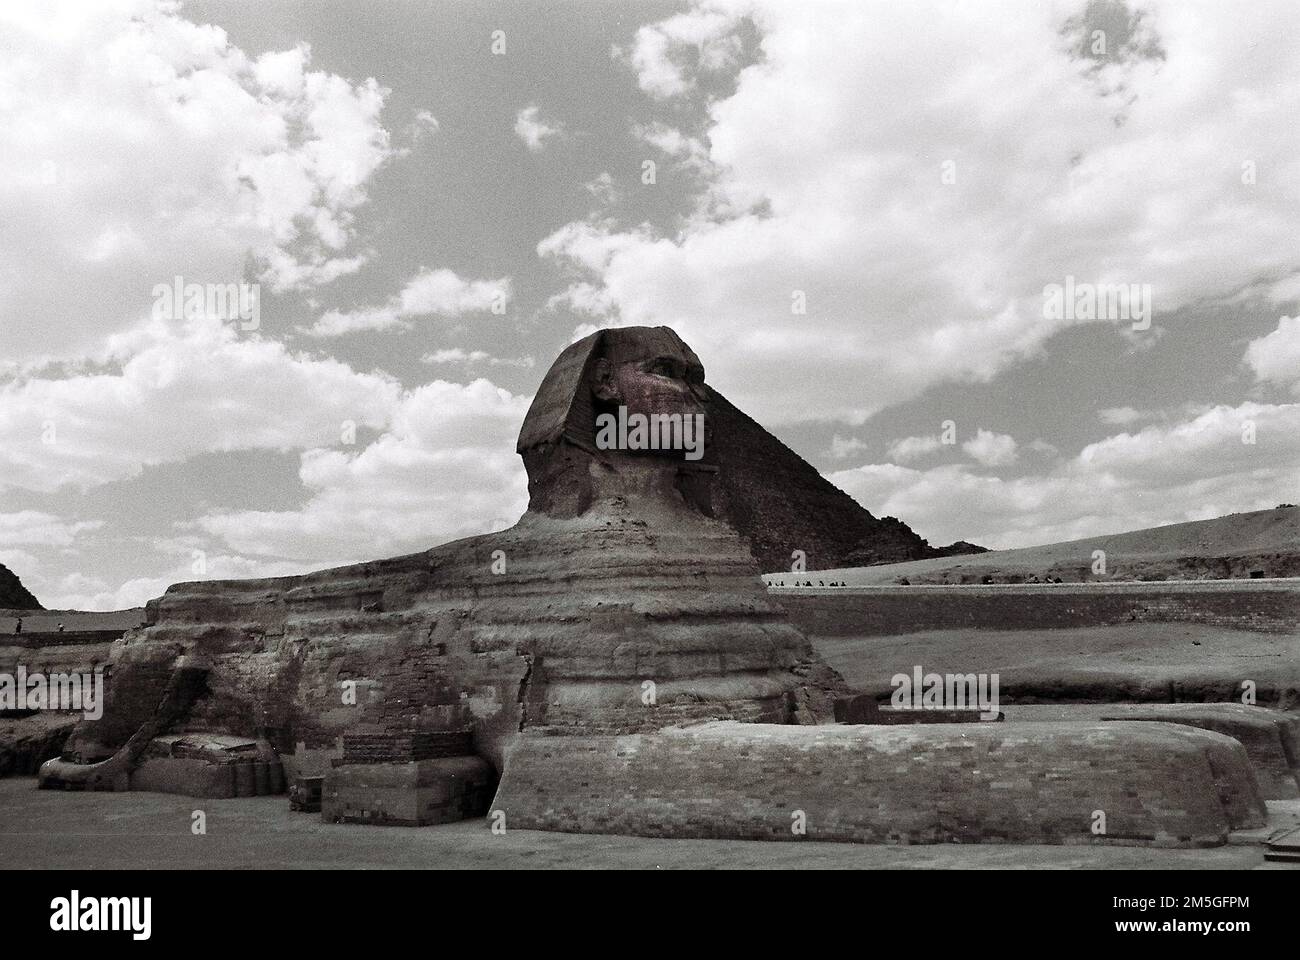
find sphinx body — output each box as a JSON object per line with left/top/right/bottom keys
{"left": 44, "top": 327, "right": 844, "bottom": 786}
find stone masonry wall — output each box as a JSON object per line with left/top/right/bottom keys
{"left": 776, "top": 581, "right": 1300, "bottom": 636}
{"left": 492, "top": 720, "right": 1266, "bottom": 847}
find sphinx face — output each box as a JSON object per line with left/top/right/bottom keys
{"left": 598, "top": 353, "right": 707, "bottom": 422}
{"left": 516, "top": 326, "right": 716, "bottom": 514}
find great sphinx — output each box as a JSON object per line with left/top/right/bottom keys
{"left": 40, "top": 326, "right": 846, "bottom": 793}
{"left": 39, "top": 327, "right": 1268, "bottom": 847}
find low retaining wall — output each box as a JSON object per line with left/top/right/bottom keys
{"left": 492, "top": 720, "right": 1266, "bottom": 847}
{"left": 774, "top": 581, "right": 1300, "bottom": 636}
{"left": 1, "top": 630, "right": 128, "bottom": 650}
{"left": 0, "top": 635, "right": 120, "bottom": 679}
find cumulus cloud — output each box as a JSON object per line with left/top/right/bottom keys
{"left": 0, "top": 316, "right": 401, "bottom": 493}
{"left": 305, "top": 269, "right": 512, "bottom": 336}
{"left": 831, "top": 400, "right": 1300, "bottom": 550}
{"left": 0, "top": 512, "right": 103, "bottom": 547}
{"left": 887, "top": 435, "right": 943, "bottom": 463}
{"left": 616, "top": 5, "right": 745, "bottom": 98}
{"left": 828, "top": 435, "right": 869, "bottom": 460}
{"left": 422, "top": 349, "right": 535, "bottom": 369}
{"left": 38, "top": 555, "right": 323, "bottom": 612}
{"left": 3, "top": 369, "right": 532, "bottom": 607}
{"left": 584, "top": 172, "right": 621, "bottom": 205}
{"left": 1098, "top": 406, "right": 1147, "bottom": 425}
{"left": 0, "top": 550, "right": 42, "bottom": 583}
{"left": 193, "top": 380, "right": 531, "bottom": 562}
{"left": 634, "top": 122, "right": 711, "bottom": 173}
{"left": 0, "top": 0, "right": 396, "bottom": 362}
{"left": 514, "top": 105, "right": 560, "bottom": 152}
{"left": 1245, "top": 316, "right": 1300, "bottom": 393}
{"left": 962, "top": 429, "right": 1019, "bottom": 467}
{"left": 406, "top": 109, "right": 440, "bottom": 145}
{"left": 0, "top": 3, "right": 522, "bottom": 610}
{"left": 549, "top": 0, "right": 1300, "bottom": 427}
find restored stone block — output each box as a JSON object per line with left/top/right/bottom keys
{"left": 289, "top": 775, "right": 323, "bottom": 812}
{"left": 492, "top": 720, "right": 1266, "bottom": 847}
{"left": 323, "top": 755, "right": 494, "bottom": 826}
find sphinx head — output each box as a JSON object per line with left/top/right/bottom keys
{"left": 590, "top": 331, "right": 707, "bottom": 422}
{"left": 517, "top": 326, "right": 716, "bottom": 516}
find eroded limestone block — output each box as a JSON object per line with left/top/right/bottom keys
{"left": 492, "top": 720, "right": 1267, "bottom": 847}
{"left": 1098, "top": 703, "right": 1300, "bottom": 800}
{"left": 0, "top": 713, "right": 79, "bottom": 777}
{"left": 126, "top": 734, "right": 283, "bottom": 799}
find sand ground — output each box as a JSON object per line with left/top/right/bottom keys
{"left": 2, "top": 779, "right": 1296, "bottom": 870}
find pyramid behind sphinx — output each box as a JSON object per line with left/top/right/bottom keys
{"left": 521, "top": 326, "right": 970, "bottom": 570}
{"left": 44, "top": 326, "right": 852, "bottom": 788}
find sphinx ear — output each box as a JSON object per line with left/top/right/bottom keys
{"left": 591, "top": 357, "right": 621, "bottom": 401}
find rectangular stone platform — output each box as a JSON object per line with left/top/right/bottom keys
{"left": 492, "top": 720, "right": 1267, "bottom": 847}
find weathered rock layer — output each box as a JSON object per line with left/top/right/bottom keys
{"left": 65, "top": 490, "right": 838, "bottom": 776}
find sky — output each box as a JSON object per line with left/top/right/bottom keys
{"left": 1, "top": 0, "right": 1298, "bottom": 610}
